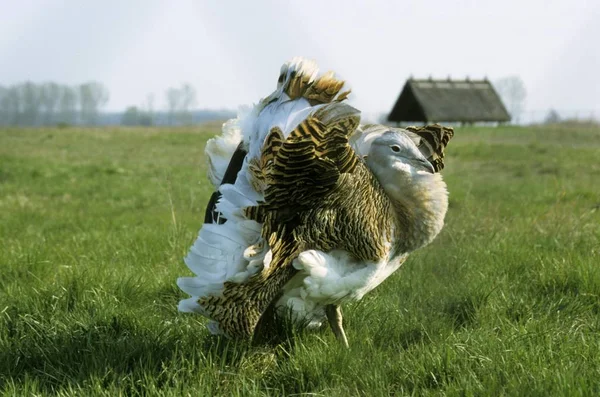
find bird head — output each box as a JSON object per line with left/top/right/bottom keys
{"left": 363, "top": 128, "right": 449, "bottom": 249}
{"left": 366, "top": 130, "right": 435, "bottom": 177}
{"left": 365, "top": 130, "right": 449, "bottom": 231}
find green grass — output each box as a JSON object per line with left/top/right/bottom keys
{"left": 1, "top": 124, "right": 599, "bottom": 396}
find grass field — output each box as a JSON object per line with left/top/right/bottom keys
{"left": 1, "top": 124, "right": 599, "bottom": 396}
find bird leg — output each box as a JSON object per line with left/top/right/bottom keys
{"left": 325, "top": 304, "right": 349, "bottom": 348}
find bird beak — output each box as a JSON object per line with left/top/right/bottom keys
{"left": 416, "top": 158, "right": 435, "bottom": 174}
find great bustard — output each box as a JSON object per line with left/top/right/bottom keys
{"left": 178, "top": 58, "right": 453, "bottom": 347}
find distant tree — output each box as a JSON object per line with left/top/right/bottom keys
{"left": 0, "top": 86, "right": 7, "bottom": 125}
{"left": 179, "top": 83, "right": 197, "bottom": 125}
{"left": 19, "top": 82, "right": 43, "bottom": 125}
{"left": 58, "top": 85, "right": 78, "bottom": 125}
{"left": 79, "top": 82, "right": 109, "bottom": 125}
{"left": 138, "top": 112, "right": 153, "bottom": 126}
{"left": 3, "top": 86, "right": 22, "bottom": 125}
{"left": 142, "top": 93, "right": 155, "bottom": 125}
{"left": 122, "top": 106, "right": 141, "bottom": 126}
{"left": 40, "top": 82, "right": 62, "bottom": 125}
{"left": 494, "top": 76, "right": 527, "bottom": 124}
{"left": 544, "top": 109, "right": 561, "bottom": 124}
{"left": 165, "top": 84, "right": 197, "bottom": 125}
{"left": 166, "top": 87, "right": 182, "bottom": 125}
{"left": 122, "top": 105, "right": 153, "bottom": 126}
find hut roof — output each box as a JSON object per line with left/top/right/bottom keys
{"left": 387, "top": 78, "right": 511, "bottom": 123}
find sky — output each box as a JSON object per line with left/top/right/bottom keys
{"left": 1, "top": 0, "right": 599, "bottom": 119}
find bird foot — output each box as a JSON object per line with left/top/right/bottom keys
{"left": 325, "top": 304, "right": 349, "bottom": 348}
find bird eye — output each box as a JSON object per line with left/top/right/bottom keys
{"left": 391, "top": 145, "right": 401, "bottom": 153}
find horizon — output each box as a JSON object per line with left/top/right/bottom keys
{"left": 2, "top": 0, "right": 599, "bottom": 120}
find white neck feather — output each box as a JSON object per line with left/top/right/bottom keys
{"left": 376, "top": 168, "right": 449, "bottom": 252}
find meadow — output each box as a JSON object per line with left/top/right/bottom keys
{"left": 1, "top": 123, "right": 599, "bottom": 396}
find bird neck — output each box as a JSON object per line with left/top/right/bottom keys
{"left": 381, "top": 172, "right": 449, "bottom": 253}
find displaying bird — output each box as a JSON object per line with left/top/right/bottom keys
{"left": 177, "top": 58, "right": 453, "bottom": 346}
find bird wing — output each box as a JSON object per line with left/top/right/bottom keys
{"left": 255, "top": 102, "right": 361, "bottom": 217}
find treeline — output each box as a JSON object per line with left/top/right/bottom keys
{"left": 0, "top": 82, "right": 109, "bottom": 126}
{"left": 0, "top": 81, "right": 233, "bottom": 127}
{"left": 122, "top": 83, "right": 199, "bottom": 126}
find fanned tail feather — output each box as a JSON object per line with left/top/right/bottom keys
{"left": 206, "top": 117, "right": 244, "bottom": 187}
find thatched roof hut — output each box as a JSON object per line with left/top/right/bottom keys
{"left": 387, "top": 78, "right": 511, "bottom": 124}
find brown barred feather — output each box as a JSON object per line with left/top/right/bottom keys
{"left": 304, "top": 71, "right": 346, "bottom": 104}
{"left": 259, "top": 127, "right": 284, "bottom": 179}
{"left": 247, "top": 127, "right": 285, "bottom": 194}
{"left": 335, "top": 90, "right": 351, "bottom": 102}
{"left": 405, "top": 124, "right": 454, "bottom": 172}
{"left": 280, "top": 67, "right": 348, "bottom": 105}
{"left": 285, "top": 70, "right": 314, "bottom": 100}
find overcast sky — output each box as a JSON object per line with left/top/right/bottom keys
{"left": 1, "top": 0, "right": 599, "bottom": 118}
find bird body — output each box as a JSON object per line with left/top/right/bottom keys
{"left": 178, "top": 58, "right": 453, "bottom": 341}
